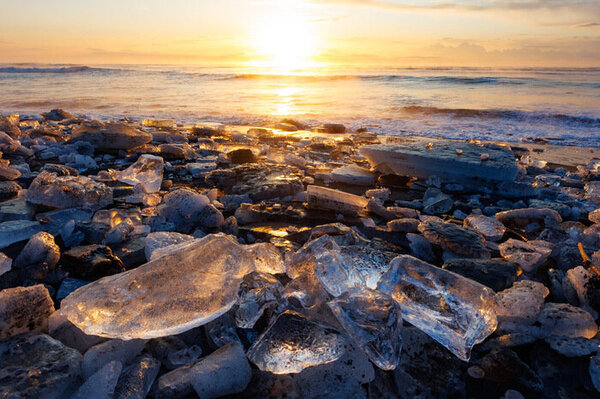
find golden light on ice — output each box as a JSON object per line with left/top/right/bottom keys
{"left": 249, "top": 1, "right": 319, "bottom": 71}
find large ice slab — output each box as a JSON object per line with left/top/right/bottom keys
{"left": 61, "top": 234, "right": 255, "bottom": 339}
{"left": 361, "top": 139, "right": 517, "bottom": 183}
{"left": 247, "top": 310, "right": 347, "bottom": 374}
{"left": 328, "top": 286, "right": 402, "bottom": 370}
{"left": 377, "top": 255, "right": 497, "bottom": 361}
{"left": 118, "top": 154, "right": 164, "bottom": 193}
{"left": 27, "top": 171, "right": 113, "bottom": 210}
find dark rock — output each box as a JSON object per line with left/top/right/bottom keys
{"left": 41, "top": 163, "right": 79, "bottom": 176}
{"left": 442, "top": 258, "right": 518, "bottom": 292}
{"left": 42, "top": 109, "right": 74, "bottom": 121}
{"left": 0, "top": 284, "right": 54, "bottom": 339}
{"left": 0, "top": 181, "right": 22, "bottom": 200}
{"left": 228, "top": 148, "right": 257, "bottom": 164}
{"left": 70, "top": 121, "right": 152, "bottom": 151}
{"left": 62, "top": 245, "right": 125, "bottom": 280}
{"left": 478, "top": 348, "right": 543, "bottom": 393}
{"left": 418, "top": 220, "right": 490, "bottom": 259}
{"left": 322, "top": 123, "right": 346, "bottom": 134}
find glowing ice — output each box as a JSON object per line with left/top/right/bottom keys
{"left": 118, "top": 154, "right": 164, "bottom": 193}
{"left": 61, "top": 234, "right": 255, "bottom": 339}
{"left": 377, "top": 255, "right": 497, "bottom": 361}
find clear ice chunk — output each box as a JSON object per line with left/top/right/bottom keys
{"left": 71, "top": 360, "right": 122, "bottom": 399}
{"left": 328, "top": 286, "right": 402, "bottom": 370}
{"left": 61, "top": 234, "right": 255, "bottom": 339}
{"left": 247, "top": 310, "right": 347, "bottom": 374}
{"left": 306, "top": 185, "right": 368, "bottom": 216}
{"left": 144, "top": 231, "right": 193, "bottom": 261}
{"left": 235, "top": 271, "right": 285, "bottom": 329}
{"left": 376, "top": 255, "right": 498, "bottom": 361}
{"left": 117, "top": 154, "right": 164, "bottom": 193}
{"left": 246, "top": 242, "right": 286, "bottom": 275}
{"left": 314, "top": 249, "right": 366, "bottom": 297}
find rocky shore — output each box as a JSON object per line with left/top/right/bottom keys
{"left": 0, "top": 110, "right": 599, "bottom": 398}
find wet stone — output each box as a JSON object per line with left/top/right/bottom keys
{"left": 498, "top": 238, "right": 552, "bottom": 273}
{"left": 418, "top": 220, "right": 490, "bottom": 259}
{"left": 0, "top": 181, "right": 22, "bottom": 201}
{"left": 537, "top": 303, "right": 598, "bottom": 339}
{"left": 26, "top": 171, "right": 113, "bottom": 211}
{"left": 464, "top": 214, "right": 506, "bottom": 242}
{"left": 478, "top": 349, "right": 543, "bottom": 393}
{"left": 62, "top": 244, "right": 125, "bottom": 280}
{"left": 0, "top": 220, "right": 43, "bottom": 249}
{"left": 442, "top": 258, "right": 518, "bottom": 292}
{"left": 70, "top": 121, "right": 153, "bottom": 151}
{"left": 0, "top": 333, "right": 83, "bottom": 399}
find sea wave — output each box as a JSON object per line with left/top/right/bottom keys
{"left": 0, "top": 65, "right": 119, "bottom": 73}
{"left": 401, "top": 106, "right": 600, "bottom": 127}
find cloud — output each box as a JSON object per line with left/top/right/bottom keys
{"left": 573, "top": 22, "right": 600, "bottom": 28}
{"left": 309, "top": 0, "right": 599, "bottom": 12}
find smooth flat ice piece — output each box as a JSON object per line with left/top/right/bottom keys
{"left": 307, "top": 185, "right": 368, "bottom": 216}
{"left": 62, "top": 234, "right": 255, "bottom": 339}
{"left": 361, "top": 140, "right": 518, "bottom": 183}
{"left": 328, "top": 286, "right": 402, "bottom": 370}
{"left": 377, "top": 255, "right": 498, "bottom": 361}
{"left": 118, "top": 154, "right": 164, "bottom": 193}
{"left": 247, "top": 310, "right": 347, "bottom": 374}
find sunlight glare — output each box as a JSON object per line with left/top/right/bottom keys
{"left": 249, "top": 1, "right": 319, "bottom": 72}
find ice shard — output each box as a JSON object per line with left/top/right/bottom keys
{"left": 306, "top": 185, "right": 368, "bottom": 216}
{"left": 61, "top": 234, "right": 255, "bottom": 339}
{"left": 118, "top": 154, "right": 164, "bottom": 193}
{"left": 235, "top": 271, "right": 285, "bottom": 329}
{"left": 376, "top": 255, "right": 497, "bottom": 361}
{"left": 247, "top": 310, "right": 346, "bottom": 374}
{"left": 328, "top": 286, "right": 402, "bottom": 370}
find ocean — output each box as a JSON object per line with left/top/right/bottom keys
{"left": 1, "top": 64, "right": 599, "bottom": 147}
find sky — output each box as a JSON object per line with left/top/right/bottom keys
{"left": 0, "top": 0, "right": 599, "bottom": 68}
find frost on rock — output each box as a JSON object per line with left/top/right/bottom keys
{"left": 328, "top": 286, "right": 402, "bottom": 370}
{"left": 26, "top": 171, "right": 113, "bottom": 210}
{"left": 235, "top": 271, "right": 285, "bottom": 329}
{"left": 464, "top": 214, "right": 506, "bottom": 242}
{"left": 498, "top": 239, "right": 552, "bottom": 273}
{"left": 247, "top": 310, "right": 347, "bottom": 374}
{"left": 377, "top": 255, "right": 498, "bottom": 361}
{"left": 61, "top": 234, "right": 255, "bottom": 339}
{"left": 118, "top": 154, "right": 164, "bottom": 193}
{"left": 537, "top": 303, "right": 598, "bottom": 339}
{"left": 494, "top": 280, "right": 549, "bottom": 325}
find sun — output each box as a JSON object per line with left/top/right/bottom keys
{"left": 249, "top": 4, "right": 319, "bottom": 72}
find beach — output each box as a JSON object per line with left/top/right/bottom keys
{"left": 0, "top": 110, "right": 599, "bottom": 397}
